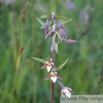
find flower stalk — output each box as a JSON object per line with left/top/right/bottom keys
{"left": 51, "top": 49, "right": 55, "bottom": 103}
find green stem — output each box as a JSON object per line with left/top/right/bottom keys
{"left": 10, "top": 24, "right": 24, "bottom": 103}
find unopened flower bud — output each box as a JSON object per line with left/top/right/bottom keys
{"left": 51, "top": 43, "right": 55, "bottom": 51}
{"left": 51, "top": 12, "right": 55, "bottom": 19}
{"left": 61, "top": 24, "right": 66, "bottom": 31}
{"left": 45, "top": 18, "right": 50, "bottom": 36}
{"left": 57, "top": 19, "right": 66, "bottom": 31}
{"left": 45, "top": 24, "right": 49, "bottom": 36}
{"left": 59, "top": 29, "right": 67, "bottom": 38}
{"left": 66, "top": 39, "right": 77, "bottom": 45}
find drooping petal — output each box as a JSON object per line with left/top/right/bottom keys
{"left": 45, "top": 75, "right": 51, "bottom": 80}
{"left": 66, "top": 39, "right": 77, "bottom": 45}
{"left": 61, "top": 90, "right": 65, "bottom": 98}
{"left": 47, "top": 66, "right": 52, "bottom": 72}
{"left": 51, "top": 76, "right": 57, "bottom": 83}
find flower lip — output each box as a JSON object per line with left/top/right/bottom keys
{"left": 41, "top": 58, "right": 56, "bottom": 72}
{"left": 61, "top": 87, "right": 73, "bottom": 98}
{"left": 45, "top": 71, "right": 62, "bottom": 83}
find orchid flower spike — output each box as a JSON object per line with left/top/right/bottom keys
{"left": 61, "top": 87, "right": 73, "bottom": 98}
{"left": 41, "top": 59, "right": 56, "bottom": 72}
{"left": 45, "top": 71, "right": 62, "bottom": 83}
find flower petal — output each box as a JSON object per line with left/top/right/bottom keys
{"left": 51, "top": 76, "right": 57, "bottom": 83}
{"left": 61, "top": 87, "right": 73, "bottom": 98}
{"left": 61, "top": 90, "right": 65, "bottom": 98}
{"left": 47, "top": 66, "right": 52, "bottom": 72}
{"left": 65, "top": 92, "right": 71, "bottom": 98}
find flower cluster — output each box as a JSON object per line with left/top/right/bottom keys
{"left": 41, "top": 58, "right": 62, "bottom": 83}
{"left": 41, "top": 58, "right": 73, "bottom": 98}
{"left": 45, "top": 12, "right": 77, "bottom": 52}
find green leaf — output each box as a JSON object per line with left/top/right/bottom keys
{"left": 32, "top": 57, "right": 46, "bottom": 63}
{"left": 55, "top": 43, "right": 58, "bottom": 53}
{"left": 51, "top": 0, "right": 56, "bottom": 13}
{"left": 56, "top": 16, "right": 69, "bottom": 20}
{"left": 41, "top": 14, "right": 51, "bottom": 18}
{"left": 62, "top": 18, "right": 72, "bottom": 24}
{"left": 46, "top": 57, "right": 51, "bottom": 61}
{"left": 55, "top": 31, "right": 62, "bottom": 41}
{"left": 40, "top": 25, "right": 46, "bottom": 29}
{"left": 57, "top": 58, "right": 69, "bottom": 70}
{"left": 36, "top": 17, "right": 45, "bottom": 25}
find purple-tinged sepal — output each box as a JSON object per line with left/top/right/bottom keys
{"left": 61, "top": 24, "right": 66, "bottom": 31}
{"left": 45, "top": 30, "right": 53, "bottom": 39}
{"left": 45, "top": 75, "right": 51, "bottom": 80}
{"left": 57, "top": 19, "right": 66, "bottom": 31}
{"left": 41, "top": 64, "right": 47, "bottom": 69}
{"left": 61, "top": 29, "right": 67, "bottom": 38}
{"left": 45, "top": 18, "right": 50, "bottom": 36}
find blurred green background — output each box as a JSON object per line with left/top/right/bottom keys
{"left": 0, "top": 0, "right": 103, "bottom": 103}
